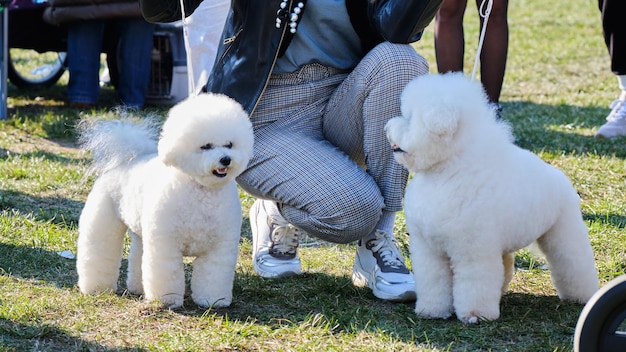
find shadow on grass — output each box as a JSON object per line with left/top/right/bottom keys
{"left": 6, "top": 103, "right": 84, "bottom": 141}
{"left": 7, "top": 83, "right": 68, "bottom": 116}
{"left": 584, "top": 212, "right": 626, "bottom": 229}
{"left": 0, "top": 242, "right": 76, "bottom": 289}
{"left": 7, "top": 83, "right": 170, "bottom": 141}
{"left": 0, "top": 318, "right": 145, "bottom": 351}
{"left": 0, "top": 189, "right": 84, "bottom": 227}
{"left": 0, "top": 147, "right": 86, "bottom": 165}
{"left": 503, "top": 101, "right": 626, "bottom": 158}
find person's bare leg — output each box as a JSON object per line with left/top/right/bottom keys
{"left": 477, "top": 0, "right": 509, "bottom": 104}
{"left": 434, "top": 0, "right": 469, "bottom": 73}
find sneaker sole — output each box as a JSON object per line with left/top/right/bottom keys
{"left": 352, "top": 264, "right": 416, "bottom": 302}
{"left": 254, "top": 261, "right": 301, "bottom": 279}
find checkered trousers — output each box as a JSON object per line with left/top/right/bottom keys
{"left": 237, "top": 42, "right": 429, "bottom": 243}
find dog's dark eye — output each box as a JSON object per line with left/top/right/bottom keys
{"left": 200, "top": 143, "right": 213, "bottom": 150}
{"left": 224, "top": 142, "right": 233, "bottom": 149}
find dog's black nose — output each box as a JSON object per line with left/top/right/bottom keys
{"left": 220, "top": 156, "right": 231, "bottom": 166}
{"left": 391, "top": 144, "right": 406, "bottom": 153}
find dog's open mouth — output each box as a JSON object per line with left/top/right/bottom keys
{"left": 213, "top": 167, "right": 228, "bottom": 178}
{"left": 391, "top": 144, "right": 406, "bottom": 153}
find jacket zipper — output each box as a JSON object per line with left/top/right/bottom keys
{"left": 223, "top": 28, "right": 243, "bottom": 45}
{"left": 249, "top": 0, "right": 294, "bottom": 116}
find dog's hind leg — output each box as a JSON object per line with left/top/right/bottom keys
{"left": 77, "top": 191, "right": 127, "bottom": 294}
{"left": 190, "top": 236, "right": 239, "bottom": 308}
{"left": 536, "top": 211, "right": 599, "bottom": 303}
{"left": 502, "top": 252, "right": 515, "bottom": 294}
{"left": 126, "top": 231, "right": 144, "bottom": 295}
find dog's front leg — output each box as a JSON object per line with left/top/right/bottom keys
{"left": 190, "top": 237, "right": 239, "bottom": 308}
{"left": 411, "top": 235, "right": 454, "bottom": 319}
{"left": 451, "top": 249, "right": 505, "bottom": 324}
{"left": 141, "top": 233, "right": 186, "bottom": 309}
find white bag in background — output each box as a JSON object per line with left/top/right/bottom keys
{"left": 184, "top": 0, "right": 230, "bottom": 95}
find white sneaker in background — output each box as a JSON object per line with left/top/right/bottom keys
{"left": 596, "top": 99, "right": 626, "bottom": 139}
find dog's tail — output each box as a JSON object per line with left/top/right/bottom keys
{"left": 78, "top": 116, "right": 161, "bottom": 174}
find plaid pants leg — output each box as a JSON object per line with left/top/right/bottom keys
{"left": 237, "top": 43, "right": 429, "bottom": 244}
{"left": 323, "top": 42, "right": 429, "bottom": 212}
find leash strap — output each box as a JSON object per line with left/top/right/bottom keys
{"left": 471, "top": 0, "right": 493, "bottom": 81}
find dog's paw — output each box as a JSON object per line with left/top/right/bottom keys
{"left": 79, "top": 284, "right": 117, "bottom": 295}
{"left": 457, "top": 310, "right": 499, "bottom": 324}
{"left": 156, "top": 293, "right": 184, "bottom": 309}
{"left": 126, "top": 281, "right": 144, "bottom": 296}
{"left": 415, "top": 304, "right": 453, "bottom": 320}
{"left": 78, "top": 276, "right": 118, "bottom": 295}
{"left": 415, "top": 310, "right": 453, "bottom": 320}
{"left": 193, "top": 296, "right": 231, "bottom": 309}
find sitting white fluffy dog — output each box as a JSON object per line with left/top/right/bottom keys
{"left": 385, "top": 73, "right": 599, "bottom": 324}
{"left": 76, "top": 93, "right": 253, "bottom": 309}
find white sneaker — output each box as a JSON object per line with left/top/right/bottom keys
{"left": 596, "top": 99, "right": 626, "bottom": 139}
{"left": 250, "top": 199, "right": 302, "bottom": 278}
{"left": 352, "top": 230, "right": 416, "bottom": 302}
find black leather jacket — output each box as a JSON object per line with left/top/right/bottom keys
{"left": 140, "top": 0, "right": 443, "bottom": 115}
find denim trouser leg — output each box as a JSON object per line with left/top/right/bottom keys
{"left": 67, "top": 20, "right": 105, "bottom": 105}
{"left": 113, "top": 19, "right": 155, "bottom": 108}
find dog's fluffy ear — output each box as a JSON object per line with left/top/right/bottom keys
{"left": 401, "top": 75, "right": 460, "bottom": 138}
{"left": 158, "top": 102, "right": 186, "bottom": 167}
{"left": 158, "top": 95, "right": 201, "bottom": 168}
{"left": 418, "top": 105, "right": 459, "bottom": 137}
{"left": 158, "top": 133, "right": 178, "bottom": 167}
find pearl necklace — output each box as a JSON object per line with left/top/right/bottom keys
{"left": 276, "top": 1, "right": 305, "bottom": 34}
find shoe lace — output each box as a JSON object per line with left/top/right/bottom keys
{"left": 607, "top": 100, "right": 626, "bottom": 122}
{"left": 368, "top": 231, "right": 406, "bottom": 269}
{"left": 269, "top": 215, "right": 300, "bottom": 255}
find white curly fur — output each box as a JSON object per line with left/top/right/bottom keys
{"left": 385, "top": 73, "right": 599, "bottom": 323}
{"left": 78, "top": 116, "right": 160, "bottom": 175}
{"left": 76, "top": 93, "right": 253, "bottom": 309}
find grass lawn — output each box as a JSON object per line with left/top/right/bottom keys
{"left": 1, "top": 0, "right": 625, "bottom": 351}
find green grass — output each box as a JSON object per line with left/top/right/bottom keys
{"left": 2, "top": 0, "right": 625, "bottom": 350}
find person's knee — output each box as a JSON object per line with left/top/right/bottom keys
{"left": 438, "top": 0, "right": 468, "bottom": 19}
{"left": 368, "top": 42, "right": 428, "bottom": 79}
{"left": 297, "top": 195, "right": 384, "bottom": 244}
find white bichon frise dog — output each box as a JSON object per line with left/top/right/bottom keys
{"left": 385, "top": 73, "right": 599, "bottom": 324}
{"left": 76, "top": 93, "right": 254, "bottom": 309}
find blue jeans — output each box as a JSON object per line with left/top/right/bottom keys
{"left": 67, "top": 18, "right": 155, "bottom": 108}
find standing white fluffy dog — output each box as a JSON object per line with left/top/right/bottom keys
{"left": 385, "top": 73, "right": 599, "bottom": 324}
{"left": 77, "top": 93, "right": 253, "bottom": 309}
